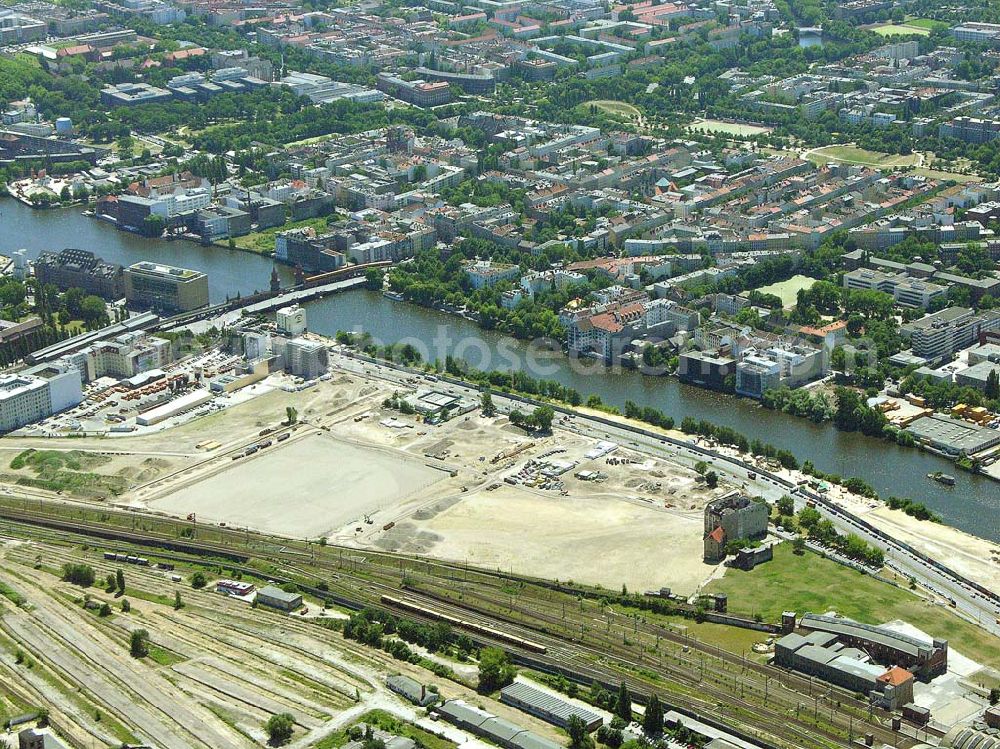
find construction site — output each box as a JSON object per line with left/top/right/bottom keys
{"left": 0, "top": 365, "right": 722, "bottom": 593}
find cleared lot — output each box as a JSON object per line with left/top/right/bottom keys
{"left": 384, "top": 483, "right": 708, "bottom": 592}
{"left": 148, "top": 433, "right": 446, "bottom": 537}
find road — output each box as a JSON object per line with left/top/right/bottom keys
{"left": 326, "top": 348, "right": 1000, "bottom": 640}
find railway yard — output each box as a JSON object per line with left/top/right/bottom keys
{"left": 0, "top": 491, "right": 987, "bottom": 749}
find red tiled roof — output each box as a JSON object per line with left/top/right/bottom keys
{"left": 878, "top": 666, "right": 913, "bottom": 686}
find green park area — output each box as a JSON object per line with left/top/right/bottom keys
{"left": 805, "top": 145, "right": 919, "bottom": 168}
{"left": 871, "top": 22, "right": 930, "bottom": 36}
{"left": 230, "top": 215, "right": 332, "bottom": 255}
{"left": 705, "top": 544, "right": 1000, "bottom": 669}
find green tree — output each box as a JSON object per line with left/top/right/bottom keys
{"left": 62, "top": 563, "right": 95, "bottom": 587}
{"left": 286, "top": 406, "right": 298, "bottom": 425}
{"left": 532, "top": 404, "right": 555, "bottom": 432}
{"left": 480, "top": 389, "right": 496, "bottom": 417}
{"left": 478, "top": 647, "right": 517, "bottom": 693}
{"left": 265, "top": 713, "right": 295, "bottom": 745}
{"left": 116, "top": 568, "right": 125, "bottom": 594}
{"left": 98, "top": 602, "right": 112, "bottom": 617}
{"left": 776, "top": 495, "right": 795, "bottom": 516}
{"left": 642, "top": 694, "right": 663, "bottom": 737}
{"left": 174, "top": 591, "right": 183, "bottom": 610}
{"left": 129, "top": 628, "right": 149, "bottom": 658}
{"left": 567, "top": 714, "right": 594, "bottom": 749}
{"left": 191, "top": 572, "right": 207, "bottom": 589}
{"left": 987, "top": 369, "right": 1000, "bottom": 400}
{"left": 615, "top": 681, "right": 632, "bottom": 723}
{"left": 704, "top": 470, "right": 719, "bottom": 488}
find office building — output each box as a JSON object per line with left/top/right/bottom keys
{"left": 276, "top": 305, "right": 307, "bottom": 336}
{"left": 900, "top": 307, "right": 980, "bottom": 361}
{"left": 842, "top": 268, "right": 946, "bottom": 309}
{"left": 124, "top": 262, "right": 209, "bottom": 313}
{"left": 376, "top": 74, "right": 452, "bottom": 107}
{"left": 34, "top": 248, "right": 125, "bottom": 300}
{"left": 100, "top": 82, "right": 174, "bottom": 107}
{"left": 283, "top": 337, "right": 328, "bottom": 379}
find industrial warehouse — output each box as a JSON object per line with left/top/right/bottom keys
{"left": 775, "top": 613, "right": 949, "bottom": 711}
{"left": 499, "top": 682, "right": 603, "bottom": 731}
{"left": 434, "top": 700, "right": 564, "bottom": 749}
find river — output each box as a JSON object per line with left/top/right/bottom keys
{"left": 0, "top": 199, "right": 294, "bottom": 302}
{"left": 2, "top": 199, "right": 998, "bottom": 541}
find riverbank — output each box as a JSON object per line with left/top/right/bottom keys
{"left": 1, "top": 197, "right": 997, "bottom": 543}
{"left": 326, "top": 343, "right": 1000, "bottom": 635}
{"left": 303, "top": 289, "right": 1000, "bottom": 543}
{"left": 569, "top": 400, "right": 1000, "bottom": 595}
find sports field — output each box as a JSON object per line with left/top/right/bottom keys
{"left": 705, "top": 544, "right": 1000, "bottom": 668}
{"left": 871, "top": 23, "right": 930, "bottom": 36}
{"left": 688, "top": 118, "right": 771, "bottom": 137}
{"left": 584, "top": 100, "right": 642, "bottom": 120}
{"left": 903, "top": 17, "right": 948, "bottom": 30}
{"left": 757, "top": 274, "right": 817, "bottom": 307}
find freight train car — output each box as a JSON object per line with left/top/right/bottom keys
{"left": 381, "top": 594, "right": 547, "bottom": 653}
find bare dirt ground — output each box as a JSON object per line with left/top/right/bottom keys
{"left": 0, "top": 367, "right": 746, "bottom": 594}
{"left": 385, "top": 483, "right": 708, "bottom": 592}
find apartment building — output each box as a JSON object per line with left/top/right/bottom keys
{"left": 464, "top": 260, "right": 520, "bottom": 289}
{"left": 0, "top": 367, "right": 83, "bottom": 434}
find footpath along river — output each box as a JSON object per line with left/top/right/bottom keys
{"left": 2, "top": 198, "right": 998, "bottom": 541}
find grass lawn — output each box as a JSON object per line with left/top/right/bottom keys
{"left": 705, "top": 544, "right": 1000, "bottom": 668}
{"left": 806, "top": 145, "right": 917, "bottom": 168}
{"left": 870, "top": 22, "right": 931, "bottom": 36}
{"left": 147, "top": 644, "right": 187, "bottom": 667}
{"left": 315, "top": 710, "right": 455, "bottom": 749}
{"left": 913, "top": 167, "right": 980, "bottom": 184}
{"left": 583, "top": 100, "right": 642, "bottom": 120}
{"left": 757, "top": 274, "right": 817, "bottom": 308}
{"left": 903, "top": 16, "right": 949, "bottom": 30}
{"left": 688, "top": 118, "right": 771, "bottom": 137}
{"left": 230, "top": 216, "right": 332, "bottom": 255}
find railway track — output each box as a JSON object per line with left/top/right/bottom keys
{"left": 0, "top": 506, "right": 914, "bottom": 749}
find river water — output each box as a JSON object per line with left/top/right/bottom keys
{"left": 2, "top": 199, "right": 998, "bottom": 541}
